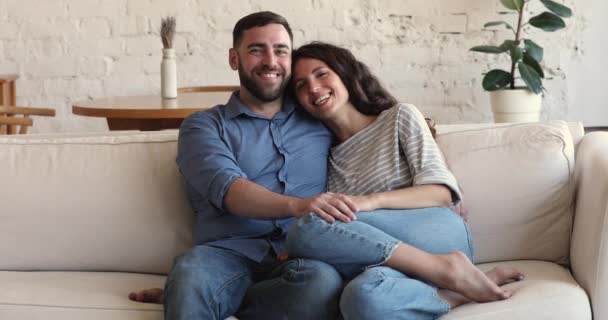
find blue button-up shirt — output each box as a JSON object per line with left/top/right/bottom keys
{"left": 177, "top": 92, "right": 332, "bottom": 262}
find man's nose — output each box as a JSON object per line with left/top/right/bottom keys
{"left": 262, "top": 52, "right": 277, "bottom": 66}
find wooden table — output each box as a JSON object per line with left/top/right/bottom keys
{"left": 72, "top": 92, "right": 233, "bottom": 131}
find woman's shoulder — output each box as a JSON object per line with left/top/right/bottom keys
{"left": 388, "top": 103, "right": 425, "bottom": 121}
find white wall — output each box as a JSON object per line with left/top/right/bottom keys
{"left": 0, "top": 0, "right": 601, "bottom": 132}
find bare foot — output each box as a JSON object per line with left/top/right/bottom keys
{"left": 128, "top": 288, "right": 164, "bottom": 304}
{"left": 439, "top": 252, "right": 521, "bottom": 303}
{"left": 438, "top": 264, "right": 524, "bottom": 308}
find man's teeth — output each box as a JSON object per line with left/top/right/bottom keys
{"left": 260, "top": 73, "right": 278, "bottom": 78}
{"left": 315, "top": 94, "right": 330, "bottom": 105}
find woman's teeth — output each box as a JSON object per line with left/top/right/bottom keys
{"left": 314, "top": 94, "right": 330, "bottom": 105}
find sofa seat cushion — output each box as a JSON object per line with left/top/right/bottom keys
{"left": 0, "top": 271, "right": 165, "bottom": 320}
{"left": 440, "top": 260, "right": 591, "bottom": 319}
{"left": 0, "top": 271, "right": 240, "bottom": 320}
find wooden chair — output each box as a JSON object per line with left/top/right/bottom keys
{"left": 178, "top": 85, "right": 239, "bottom": 93}
{"left": 0, "top": 75, "right": 17, "bottom": 107}
{"left": 0, "top": 106, "right": 56, "bottom": 135}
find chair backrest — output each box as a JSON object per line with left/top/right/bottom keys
{"left": 178, "top": 85, "right": 239, "bottom": 93}
{"left": 0, "top": 106, "right": 55, "bottom": 135}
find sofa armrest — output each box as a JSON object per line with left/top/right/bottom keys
{"left": 571, "top": 132, "right": 608, "bottom": 320}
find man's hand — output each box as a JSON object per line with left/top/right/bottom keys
{"left": 293, "top": 193, "right": 358, "bottom": 223}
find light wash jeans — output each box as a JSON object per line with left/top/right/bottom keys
{"left": 286, "top": 207, "right": 474, "bottom": 320}
{"left": 163, "top": 245, "right": 343, "bottom": 320}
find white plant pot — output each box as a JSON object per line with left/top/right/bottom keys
{"left": 490, "top": 89, "right": 542, "bottom": 123}
{"left": 161, "top": 48, "right": 177, "bottom": 99}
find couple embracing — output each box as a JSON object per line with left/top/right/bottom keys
{"left": 131, "top": 11, "right": 523, "bottom": 320}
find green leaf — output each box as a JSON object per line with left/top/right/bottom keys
{"left": 482, "top": 69, "right": 512, "bottom": 91}
{"left": 484, "top": 21, "right": 514, "bottom": 30}
{"left": 470, "top": 45, "right": 509, "bottom": 54}
{"left": 524, "top": 39, "right": 544, "bottom": 61}
{"left": 518, "top": 62, "right": 543, "bottom": 94}
{"left": 500, "top": 0, "right": 524, "bottom": 11}
{"left": 500, "top": 40, "right": 519, "bottom": 51}
{"left": 529, "top": 12, "right": 566, "bottom": 32}
{"left": 523, "top": 52, "right": 545, "bottom": 78}
{"left": 511, "top": 47, "right": 523, "bottom": 63}
{"left": 540, "top": 0, "right": 573, "bottom": 18}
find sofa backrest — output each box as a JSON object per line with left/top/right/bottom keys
{"left": 0, "top": 121, "right": 583, "bottom": 274}
{"left": 0, "top": 131, "right": 192, "bottom": 274}
{"left": 436, "top": 121, "right": 582, "bottom": 265}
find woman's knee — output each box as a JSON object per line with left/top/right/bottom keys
{"left": 287, "top": 213, "right": 330, "bottom": 254}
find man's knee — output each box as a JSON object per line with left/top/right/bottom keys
{"left": 340, "top": 268, "right": 387, "bottom": 319}
{"left": 164, "top": 246, "right": 252, "bottom": 318}
{"left": 290, "top": 259, "right": 342, "bottom": 293}
{"left": 291, "top": 259, "right": 343, "bottom": 319}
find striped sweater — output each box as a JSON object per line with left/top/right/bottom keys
{"left": 327, "top": 103, "right": 461, "bottom": 204}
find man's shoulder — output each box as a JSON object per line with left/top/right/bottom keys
{"left": 180, "top": 105, "right": 227, "bottom": 130}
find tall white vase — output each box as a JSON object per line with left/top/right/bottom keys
{"left": 490, "top": 89, "right": 542, "bottom": 123}
{"left": 161, "top": 48, "right": 177, "bottom": 99}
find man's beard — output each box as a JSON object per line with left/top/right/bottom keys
{"left": 238, "top": 65, "right": 289, "bottom": 103}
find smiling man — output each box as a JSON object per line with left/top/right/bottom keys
{"left": 160, "top": 11, "right": 346, "bottom": 320}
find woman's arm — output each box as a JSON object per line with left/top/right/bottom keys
{"left": 350, "top": 184, "right": 453, "bottom": 212}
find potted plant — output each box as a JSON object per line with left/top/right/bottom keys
{"left": 470, "top": 0, "right": 572, "bottom": 123}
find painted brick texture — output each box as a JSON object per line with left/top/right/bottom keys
{"left": 0, "top": 0, "right": 586, "bottom": 132}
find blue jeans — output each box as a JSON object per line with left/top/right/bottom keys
{"left": 164, "top": 245, "right": 343, "bottom": 320}
{"left": 287, "top": 207, "right": 474, "bottom": 320}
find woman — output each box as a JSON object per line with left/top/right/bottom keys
{"left": 285, "top": 42, "right": 523, "bottom": 319}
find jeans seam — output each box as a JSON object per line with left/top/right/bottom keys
{"left": 317, "top": 218, "right": 399, "bottom": 267}
{"left": 463, "top": 221, "right": 475, "bottom": 262}
{"left": 211, "top": 271, "right": 248, "bottom": 318}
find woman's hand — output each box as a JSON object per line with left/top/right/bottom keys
{"left": 349, "top": 194, "right": 379, "bottom": 212}
{"left": 293, "top": 192, "right": 358, "bottom": 223}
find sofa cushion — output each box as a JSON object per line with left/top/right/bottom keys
{"left": 0, "top": 271, "right": 164, "bottom": 320}
{"left": 0, "top": 131, "right": 191, "bottom": 274}
{"left": 436, "top": 121, "right": 575, "bottom": 264}
{"left": 440, "top": 260, "right": 591, "bottom": 319}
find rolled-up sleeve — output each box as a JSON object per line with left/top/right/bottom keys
{"left": 177, "top": 112, "right": 246, "bottom": 210}
{"left": 397, "top": 104, "right": 462, "bottom": 204}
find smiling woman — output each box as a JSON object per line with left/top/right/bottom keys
{"left": 286, "top": 42, "right": 524, "bottom": 319}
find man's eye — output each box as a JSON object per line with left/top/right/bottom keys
{"left": 276, "top": 49, "right": 289, "bottom": 56}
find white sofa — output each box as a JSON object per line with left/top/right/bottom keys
{"left": 0, "top": 121, "right": 604, "bottom": 320}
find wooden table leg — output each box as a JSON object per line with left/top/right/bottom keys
{"left": 106, "top": 118, "right": 184, "bottom": 131}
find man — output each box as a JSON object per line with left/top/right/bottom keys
{"left": 155, "top": 11, "right": 358, "bottom": 320}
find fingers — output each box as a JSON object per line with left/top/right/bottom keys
{"left": 306, "top": 193, "right": 357, "bottom": 223}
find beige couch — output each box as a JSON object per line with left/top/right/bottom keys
{"left": 0, "top": 121, "right": 604, "bottom": 319}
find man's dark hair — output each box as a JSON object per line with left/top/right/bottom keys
{"left": 291, "top": 42, "right": 397, "bottom": 116}
{"left": 232, "top": 11, "right": 293, "bottom": 48}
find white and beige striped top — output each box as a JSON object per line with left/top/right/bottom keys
{"left": 327, "top": 103, "right": 462, "bottom": 204}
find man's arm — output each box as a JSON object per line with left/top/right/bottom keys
{"left": 225, "top": 178, "right": 357, "bottom": 223}
{"left": 178, "top": 112, "right": 356, "bottom": 224}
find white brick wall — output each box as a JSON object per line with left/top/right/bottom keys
{"left": 0, "top": 0, "right": 601, "bottom": 132}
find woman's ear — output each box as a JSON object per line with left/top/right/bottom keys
{"left": 229, "top": 48, "right": 238, "bottom": 71}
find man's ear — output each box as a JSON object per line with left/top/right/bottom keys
{"left": 229, "top": 48, "right": 238, "bottom": 71}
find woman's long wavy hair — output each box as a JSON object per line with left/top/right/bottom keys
{"left": 291, "top": 42, "right": 397, "bottom": 115}
{"left": 290, "top": 42, "right": 437, "bottom": 137}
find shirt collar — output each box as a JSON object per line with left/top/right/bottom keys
{"left": 225, "top": 90, "right": 297, "bottom": 120}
